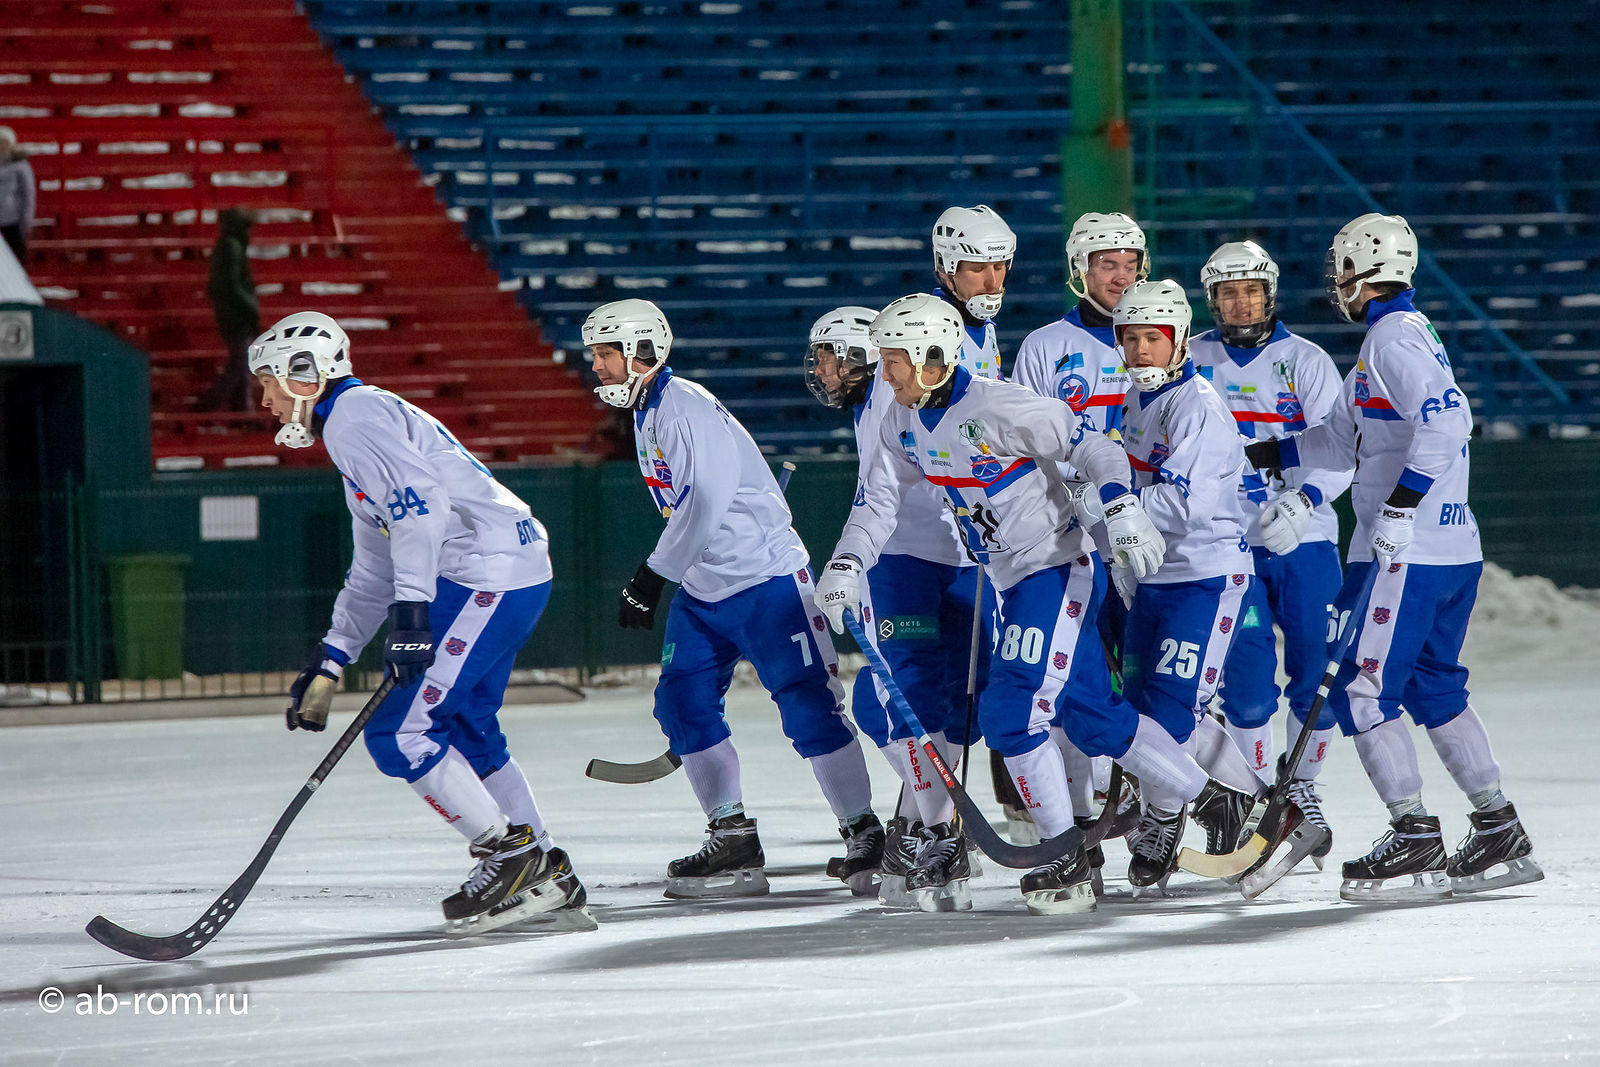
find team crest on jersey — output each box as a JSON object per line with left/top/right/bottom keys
{"left": 1205, "top": 667, "right": 1218, "bottom": 684}
{"left": 445, "top": 637, "right": 467, "bottom": 656}
{"left": 652, "top": 457, "right": 673, "bottom": 487}
{"left": 969, "top": 449, "right": 1004, "bottom": 481}
{"left": 812, "top": 615, "right": 825, "bottom": 632}
{"left": 1147, "top": 441, "right": 1170, "bottom": 468}
{"left": 1052, "top": 651, "right": 1069, "bottom": 670}
{"left": 474, "top": 591, "right": 496, "bottom": 608}
{"left": 1058, "top": 373, "right": 1091, "bottom": 412}
{"left": 1354, "top": 372, "right": 1371, "bottom": 404}
{"left": 797, "top": 569, "right": 810, "bottom": 584}
{"left": 1275, "top": 393, "right": 1303, "bottom": 420}
{"left": 1219, "top": 616, "right": 1233, "bottom": 634}
{"left": 1361, "top": 658, "right": 1380, "bottom": 674}
{"left": 1388, "top": 562, "right": 1403, "bottom": 573}
{"left": 1036, "top": 698, "right": 1051, "bottom": 714}
{"left": 1231, "top": 574, "right": 1246, "bottom": 586}
{"left": 828, "top": 663, "right": 838, "bottom": 676}
{"left": 863, "top": 606, "right": 872, "bottom": 624}
{"left": 1372, "top": 607, "right": 1392, "bottom": 625}
{"left": 1065, "top": 600, "right": 1082, "bottom": 619}
{"left": 422, "top": 685, "right": 442, "bottom": 705}
{"left": 1077, "top": 555, "right": 1090, "bottom": 567}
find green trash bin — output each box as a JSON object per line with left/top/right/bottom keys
{"left": 106, "top": 553, "right": 190, "bottom": 680}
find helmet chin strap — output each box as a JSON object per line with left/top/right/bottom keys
{"left": 274, "top": 378, "right": 326, "bottom": 448}
{"left": 594, "top": 354, "right": 659, "bottom": 408}
{"left": 911, "top": 360, "right": 958, "bottom": 410}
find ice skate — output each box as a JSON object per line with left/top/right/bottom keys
{"left": 1021, "top": 844, "right": 1097, "bottom": 915}
{"left": 1128, "top": 805, "right": 1186, "bottom": 891}
{"left": 442, "top": 826, "right": 587, "bottom": 936}
{"left": 1339, "top": 813, "right": 1452, "bottom": 903}
{"left": 664, "top": 813, "right": 769, "bottom": 899}
{"left": 1281, "top": 756, "right": 1333, "bottom": 869}
{"left": 1100, "top": 773, "right": 1143, "bottom": 842}
{"left": 1190, "top": 778, "right": 1259, "bottom": 858}
{"left": 963, "top": 828, "right": 984, "bottom": 878}
{"left": 1446, "top": 802, "right": 1543, "bottom": 894}
{"left": 1237, "top": 806, "right": 1329, "bottom": 900}
{"left": 876, "top": 816, "right": 921, "bottom": 909}
{"left": 906, "top": 822, "right": 973, "bottom": 913}
{"left": 1074, "top": 816, "right": 1106, "bottom": 897}
{"left": 826, "top": 812, "right": 885, "bottom": 897}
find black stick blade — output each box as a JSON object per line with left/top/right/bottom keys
{"left": 585, "top": 750, "right": 682, "bottom": 784}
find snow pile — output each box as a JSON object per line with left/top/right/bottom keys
{"left": 1464, "top": 561, "right": 1600, "bottom": 662}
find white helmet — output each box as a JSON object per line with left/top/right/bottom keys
{"left": 1113, "top": 279, "right": 1194, "bottom": 393}
{"left": 581, "top": 298, "right": 673, "bottom": 408}
{"left": 1201, "top": 240, "right": 1280, "bottom": 347}
{"left": 869, "top": 293, "right": 963, "bottom": 410}
{"left": 1066, "top": 211, "right": 1150, "bottom": 306}
{"left": 931, "top": 204, "right": 1017, "bottom": 321}
{"left": 1325, "top": 212, "right": 1418, "bottom": 323}
{"left": 805, "top": 305, "right": 880, "bottom": 409}
{"left": 247, "top": 311, "right": 352, "bottom": 448}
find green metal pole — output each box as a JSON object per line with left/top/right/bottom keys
{"left": 1063, "top": 0, "right": 1135, "bottom": 239}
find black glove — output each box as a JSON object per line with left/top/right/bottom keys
{"left": 286, "top": 642, "right": 341, "bottom": 732}
{"left": 618, "top": 562, "right": 667, "bottom": 630}
{"left": 384, "top": 601, "right": 435, "bottom": 688}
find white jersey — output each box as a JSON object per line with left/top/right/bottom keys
{"left": 320, "top": 380, "right": 553, "bottom": 659}
{"left": 633, "top": 368, "right": 808, "bottom": 602}
{"left": 1118, "top": 365, "right": 1253, "bottom": 584}
{"left": 1291, "top": 292, "right": 1482, "bottom": 566}
{"left": 1011, "top": 306, "right": 1129, "bottom": 435}
{"left": 851, "top": 313, "right": 1004, "bottom": 568}
{"left": 835, "top": 366, "right": 1136, "bottom": 592}
{"left": 1190, "top": 322, "right": 1353, "bottom": 547}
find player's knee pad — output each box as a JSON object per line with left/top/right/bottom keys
{"left": 364, "top": 726, "right": 447, "bottom": 783}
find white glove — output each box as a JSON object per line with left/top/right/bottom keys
{"left": 1101, "top": 493, "right": 1166, "bottom": 579}
{"left": 1371, "top": 505, "right": 1415, "bottom": 567}
{"left": 1109, "top": 561, "right": 1138, "bottom": 607}
{"left": 816, "top": 555, "right": 864, "bottom": 634}
{"left": 1259, "top": 489, "right": 1314, "bottom": 555}
{"left": 1065, "top": 480, "right": 1104, "bottom": 528}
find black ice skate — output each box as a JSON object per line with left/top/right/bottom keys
{"left": 1191, "top": 778, "right": 1259, "bottom": 858}
{"left": 1339, "top": 813, "right": 1451, "bottom": 902}
{"left": 1128, "top": 805, "right": 1187, "bottom": 891}
{"left": 664, "top": 813, "right": 768, "bottom": 899}
{"left": 876, "top": 816, "right": 921, "bottom": 909}
{"left": 826, "top": 812, "right": 885, "bottom": 897}
{"left": 906, "top": 822, "right": 973, "bottom": 913}
{"left": 442, "top": 825, "right": 593, "bottom": 936}
{"left": 1446, "top": 802, "right": 1543, "bottom": 894}
{"left": 1074, "top": 816, "right": 1106, "bottom": 897}
{"left": 1020, "top": 843, "right": 1097, "bottom": 915}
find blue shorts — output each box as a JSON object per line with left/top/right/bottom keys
{"left": 654, "top": 570, "right": 855, "bottom": 759}
{"left": 978, "top": 555, "right": 1138, "bottom": 759}
{"left": 851, "top": 553, "right": 991, "bottom": 747}
{"left": 1217, "top": 542, "right": 1342, "bottom": 729}
{"left": 1123, "top": 573, "right": 1253, "bottom": 744}
{"left": 1327, "top": 560, "right": 1479, "bottom": 736}
{"left": 364, "top": 578, "right": 549, "bottom": 782}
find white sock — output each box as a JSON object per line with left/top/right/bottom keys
{"left": 1426, "top": 705, "right": 1503, "bottom": 798}
{"left": 1050, "top": 726, "right": 1094, "bottom": 820}
{"left": 480, "top": 758, "right": 552, "bottom": 850}
{"left": 932, "top": 732, "right": 961, "bottom": 778}
{"left": 1192, "top": 716, "right": 1264, "bottom": 796}
{"left": 681, "top": 738, "right": 743, "bottom": 819}
{"left": 1118, "top": 716, "right": 1209, "bottom": 810}
{"left": 1290, "top": 726, "right": 1336, "bottom": 781}
{"left": 1351, "top": 718, "right": 1424, "bottom": 809}
{"left": 808, "top": 738, "right": 875, "bottom": 822}
{"left": 1002, "top": 743, "right": 1075, "bottom": 839}
{"left": 1225, "top": 721, "right": 1275, "bottom": 787}
{"left": 882, "top": 740, "right": 954, "bottom": 827}
{"left": 409, "top": 747, "right": 504, "bottom": 843}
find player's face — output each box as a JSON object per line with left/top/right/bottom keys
{"left": 1214, "top": 280, "right": 1268, "bottom": 325}
{"left": 588, "top": 343, "right": 630, "bottom": 386}
{"left": 256, "top": 372, "right": 318, "bottom": 423}
{"left": 949, "top": 259, "right": 1008, "bottom": 302}
{"left": 810, "top": 344, "right": 843, "bottom": 394}
{"left": 1084, "top": 249, "right": 1142, "bottom": 309}
{"left": 880, "top": 348, "right": 944, "bottom": 406}
{"left": 1119, "top": 325, "right": 1175, "bottom": 369}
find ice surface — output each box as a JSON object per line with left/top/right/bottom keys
{"left": 3, "top": 579, "right": 1598, "bottom": 1064}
